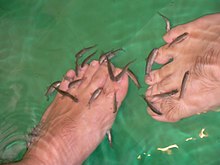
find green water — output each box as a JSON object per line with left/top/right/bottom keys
{"left": 0, "top": 0, "right": 220, "bottom": 164}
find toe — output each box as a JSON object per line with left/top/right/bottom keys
{"left": 104, "top": 68, "right": 129, "bottom": 106}
{"left": 114, "top": 68, "right": 129, "bottom": 105}
{"left": 79, "top": 60, "right": 100, "bottom": 88}
{"left": 59, "top": 69, "right": 76, "bottom": 91}
{"left": 154, "top": 74, "right": 180, "bottom": 95}
{"left": 82, "top": 62, "right": 109, "bottom": 95}
{"left": 154, "top": 44, "right": 176, "bottom": 65}
{"left": 145, "top": 64, "right": 174, "bottom": 85}
{"left": 163, "top": 24, "right": 190, "bottom": 43}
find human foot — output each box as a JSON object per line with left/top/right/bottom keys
{"left": 22, "top": 60, "right": 128, "bottom": 165}
{"left": 145, "top": 13, "right": 220, "bottom": 122}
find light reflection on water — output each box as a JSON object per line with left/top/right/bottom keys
{"left": 0, "top": 0, "right": 220, "bottom": 164}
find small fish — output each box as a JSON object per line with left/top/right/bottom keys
{"left": 126, "top": 68, "right": 141, "bottom": 89}
{"left": 152, "top": 89, "right": 178, "bottom": 98}
{"left": 107, "top": 48, "right": 124, "bottom": 60}
{"left": 179, "top": 71, "right": 190, "bottom": 99}
{"left": 168, "top": 32, "right": 189, "bottom": 47}
{"left": 75, "top": 45, "right": 96, "bottom": 59}
{"left": 106, "top": 57, "right": 116, "bottom": 81}
{"left": 99, "top": 48, "right": 123, "bottom": 64}
{"left": 88, "top": 87, "right": 103, "bottom": 106}
{"left": 68, "top": 78, "right": 84, "bottom": 88}
{"left": 54, "top": 87, "right": 79, "bottom": 102}
{"left": 75, "top": 45, "right": 96, "bottom": 76}
{"left": 145, "top": 48, "right": 158, "bottom": 76}
{"left": 115, "top": 59, "right": 136, "bottom": 81}
{"left": 45, "top": 81, "right": 61, "bottom": 100}
{"left": 141, "top": 95, "right": 162, "bottom": 115}
{"left": 106, "top": 130, "right": 112, "bottom": 147}
{"left": 99, "top": 50, "right": 112, "bottom": 64}
{"left": 81, "top": 51, "right": 97, "bottom": 67}
{"left": 113, "top": 92, "right": 118, "bottom": 113}
{"left": 158, "top": 12, "right": 171, "bottom": 32}
{"left": 75, "top": 58, "right": 80, "bottom": 77}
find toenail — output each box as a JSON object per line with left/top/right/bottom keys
{"left": 91, "top": 61, "right": 99, "bottom": 66}
{"left": 63, "top": 75, "right": 74, "bottom": 81}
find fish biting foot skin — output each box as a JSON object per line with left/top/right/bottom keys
{"left": 126, "top": 68, "right": 141, "bottom": 89}
{"left": 75, "top": 45, "right": 96, "bottom": 76}
{"left": 113, "top": 92, "right": 118, "bottom": 113}
{"left": 106, "top": 57, "right": 135, "bottom": 82}
{"left": 141, "top": 95, "right": 162, "bottom": 115}
{"left": 75, "top": 45, "right": 97, "bottom": 59}
{"left": 158, "top": 12, "right": 171, "bottom": 32}
{"left": 145, "top": 48, "right": 158, "bottom": 76}
{"left": 168, "top": 32, "right": 189, "bottom": 47}
{"left": 68, "top": 78, "right": 84, "bottom": 88}
{"left": 88, "top": 87, "right": 103, "bottom": 107}
{"left": 106, "top": 130, "right": 113, "bottom": 147}
{"left": 45, "top": 81, "right": 61, "bottom": 100}
{"left": 115, "top": 59, "right": 135, "bottom": 81}
{"left": 99, "top": 48, "right": 124, "bottom": 64}
{"left": 152, "top": 89, "right": 178, "bottom": 98}
{"left": 81, "top": 51, "right": 97, "bottom": 67}
{"left": 106, "top": 57, "right": 116, "bottom": 81}
{"left": 179, "top": 71, "right": 190, "bottom": 99}
{"left": 54, "top": 87, "right": 79, "bottom": 102}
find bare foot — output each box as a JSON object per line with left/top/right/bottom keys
{"left": 145, "top": 13, "right": 220, "bottom": 122}
{"left": 19, "top": 61, "right": 128, "bottom": 165}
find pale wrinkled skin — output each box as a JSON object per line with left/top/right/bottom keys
{"left": 8, "top": 61, "right": 128, "bottom": 165}
{"left": 145, "top": 13, "right": 220, "bottom": 122}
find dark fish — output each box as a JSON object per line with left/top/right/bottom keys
{"left": 88, "top": 87, "right": 103, "bottom": 106}
{"left": 168, "top": 32, "right": 189, "bottom": 47}
{"left": 126, "top": 68, "right": 141, "bottom": 89}
{"left": 54, "top": 87, "right": 79, "bottom": 102}
{"left": 99, "top": 48, "right": 124, "bottom": 64}
{"left": 75, "top": 45, "right": 96, "bottom": 76}
{"left": 106, "top": 57, "right": 116, "bottom": 81}
{"left": 152, "top": 89, "right": 178, "bottom": 98}
{"left": 115, "top": 59, "right": 136, "bottom": 81}
{"left": 75, "top": 45, "right": 96, "bottom": 58}
{"left": 113, "top": 92, "right": 118, "bottom": 113}
{"left": 75, "top": 58, "right": 80, "bottom": 77}
{"left": 81, "top": 51, "right": 97, "bottom": 67}
{"left": 68, "top": 78, "right": 84, "bottom": 88}
{"left": 99, "top": 50, "right": 112, "bottom": 64}
{"left": 45, "top": 81, "right": 61, "bottom": 100}
{"left": 158, "top": 12, "right": 171, "bottom": 32}
{"left": 107, "top": 48, "right": 124, "bottom": 60}
{"left": 145, "top": 48, "right": 158, "bottom": 76}
{"left": 179, "top": 71, "right": 190, "bottom": 99}
{"left": 106, "top": 130, "right": 112, "bottom": 147}
{"left": 141, "top": 95, "right": 162, "bottom": 115}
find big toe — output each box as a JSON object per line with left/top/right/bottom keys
{"left": 163, "top": 24, "right": 190, "bottom": 43}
